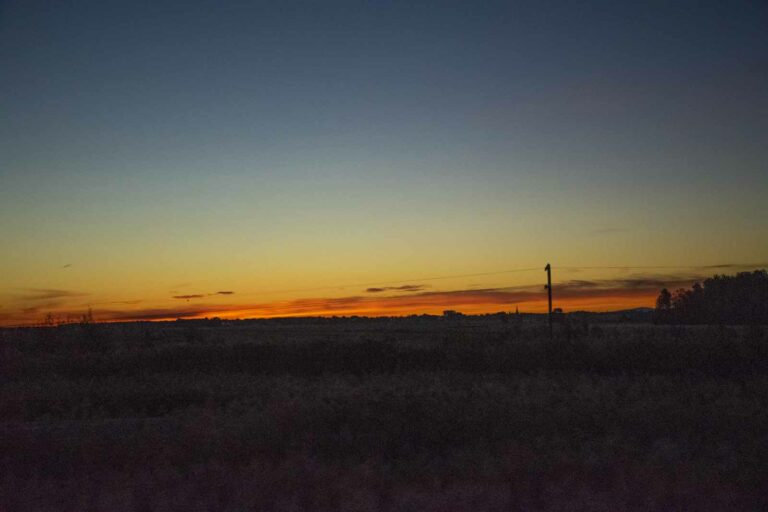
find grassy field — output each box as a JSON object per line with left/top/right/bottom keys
{"left": 1, "top": 317, "right": 767, "bottom": 511}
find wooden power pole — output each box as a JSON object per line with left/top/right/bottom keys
{"left": 545, "top": 263, "right": 552, "bottom": 334}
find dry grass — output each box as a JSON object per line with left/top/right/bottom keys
{"left": 1, "top": 318, "right": 766, "bottom": 510}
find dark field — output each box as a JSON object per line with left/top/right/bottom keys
{"left": 2, "top": 317, "right": 767, "bottom": 511}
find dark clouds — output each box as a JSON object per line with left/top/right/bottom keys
{"left": 18, "top": 289, "right": 88, "bottom": 301}
{"left": 365, "top": 284, "right": 427, "bottom": 293}
{"left": 5, "top": 269, "right": 765, "bottom": 326}
{"left": 558, "top": 276, "right": 692, "bottom": 291}
{"left": 704, "top": 263, "right": 768, "bottom": 270}
{"left": 173, "top": 291, "right": 236, "bottom": 300}
{"left": 4, "top": 289, "right": 90, "bottom": 324}
{"left": 190, "top": 272, "right": 715, "bottom": 318}
{"left": 96, "top": 307, "right": 216, "bottom": 321}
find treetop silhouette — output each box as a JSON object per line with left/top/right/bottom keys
{"left": 655, "top": 270, "right": 768, "bottom": 324}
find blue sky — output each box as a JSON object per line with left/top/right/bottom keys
{"left": 1, "top": 0, "right": 767, "bottom": 323}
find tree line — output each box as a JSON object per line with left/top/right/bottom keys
{"left": 655, "top": 269, "right": 768, "bottom": 324}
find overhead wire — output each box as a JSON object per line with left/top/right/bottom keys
{"left": 237, "top": 267, "right": 544, "bottom": 297}
{"left": 209, "top": 264, "right": 765, "bottom": 298}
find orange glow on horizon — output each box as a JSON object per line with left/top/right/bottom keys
{"left": 0, "top": 286, "right": 663, "bottom": 326}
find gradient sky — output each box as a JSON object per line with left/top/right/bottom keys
{"left": 1, "top": 1, "right": 767, "bottom": 325}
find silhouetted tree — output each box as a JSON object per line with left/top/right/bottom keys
{"left": 655, "top": 270, "right": 768, "bottom": 325}
{"left": 43, "top": 312, "right": 56, "bottom": 327}
{"left": 80, "top": 307, "right": 94, "bottom": 325}
{"left": 655, "top": 288, "right": 672, "bottom": 323}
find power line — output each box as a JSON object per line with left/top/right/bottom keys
{"left": 240, "top": 267, "right": 543, "bottom": 297}
{"left": 557, "top": 265, "right": 694, "bottom": 271}
{"left": 556, "top": 264, "right": 767, "bottom": 271}
{"left": 196, "top": 263, "right": 767, "bottom": 298}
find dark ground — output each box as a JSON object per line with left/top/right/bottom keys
{"left": 1, "top": 316, "right": 767, "bottom": 511}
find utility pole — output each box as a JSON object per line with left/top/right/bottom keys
{"left": 545, "top": 263, "right": 552, "bottom": 335}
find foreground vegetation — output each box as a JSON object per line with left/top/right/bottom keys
{"left": 1, "top": 317, "right": 767, "bottom": 511}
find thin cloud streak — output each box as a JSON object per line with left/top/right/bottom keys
{"left": 704, "top": 263, "right": 768, "bottom": 269}
{"left": 17, "top": 289, "right": 88, "bottom": 301}
{"left": 172, "top": 291, "right": 236, "bottom": 300}
{"left": 366, "top": 284, "right": 426, "bottom": 293}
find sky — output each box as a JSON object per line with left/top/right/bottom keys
{"left": 1, "top": 0, "right": 767, "bottom": 325}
